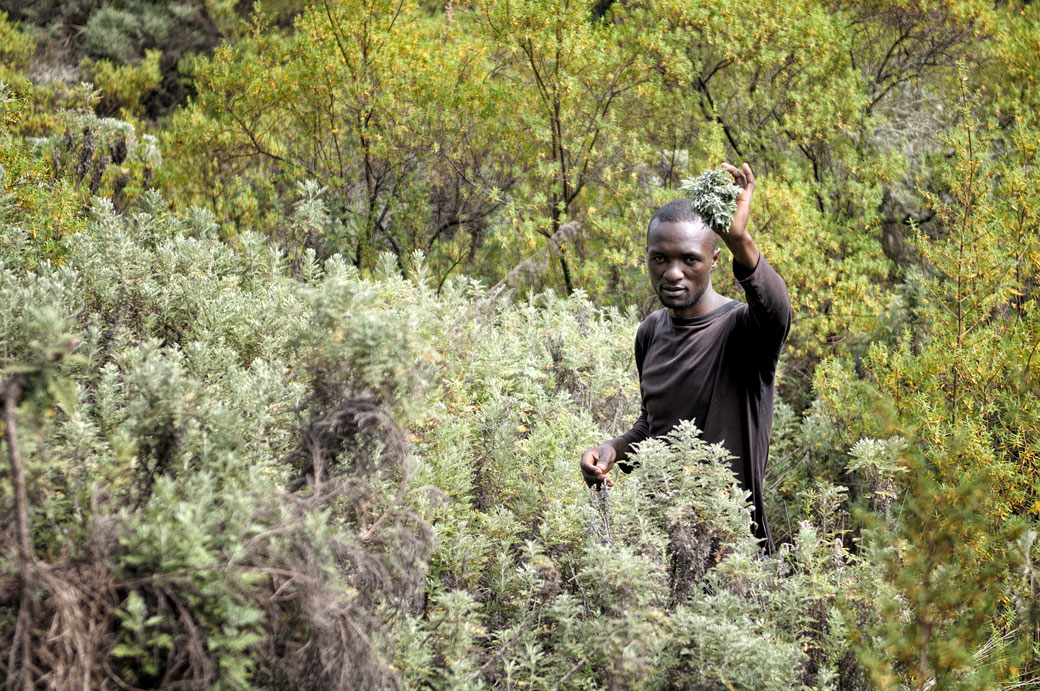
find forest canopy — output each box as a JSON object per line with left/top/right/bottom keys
{"left": 1, "top": 0, "right": 1039, "bottom": 687}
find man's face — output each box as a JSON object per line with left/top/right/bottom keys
{"left": 646, "top": 220, "right": 719, "bottom": 318}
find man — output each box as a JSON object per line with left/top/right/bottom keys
{"left": 579, "top": 162, "right": 790, "bottom": 552}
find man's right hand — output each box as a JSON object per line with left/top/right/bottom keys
{"left": 580, "top": 444, "right": 617, "bottom": 487}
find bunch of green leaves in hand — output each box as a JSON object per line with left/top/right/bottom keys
{"left": 681, "top": 168, "right": 743, "bottom": 233}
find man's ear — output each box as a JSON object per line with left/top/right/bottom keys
{"left": 711, "top": 247, "right": 721, "bottom": 268}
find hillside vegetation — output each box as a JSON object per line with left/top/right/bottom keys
{"left": 1, "top": 0, "right": 1039, "bottom": 687}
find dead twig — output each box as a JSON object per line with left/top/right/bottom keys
{"left": 589, "top": 484, "right": 614, "bottom": 545}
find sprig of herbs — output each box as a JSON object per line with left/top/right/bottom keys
{"left": 680, "top": 168, "right": 742, "bottom": 233}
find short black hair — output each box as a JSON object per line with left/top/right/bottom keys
{"left": 646, "top": 198, "right": 716, "bottom": 249}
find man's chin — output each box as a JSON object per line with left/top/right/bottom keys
{"left": 658, "top": 292, "right": 694, "bottom": 310}
{"left": 657, "top": 287, "right": 708, "bottom": 312}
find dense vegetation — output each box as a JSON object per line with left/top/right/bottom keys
{"left": 1, "top": 0, "right": 1039, "bottom": 687}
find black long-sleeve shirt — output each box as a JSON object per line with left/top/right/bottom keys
{"left": 619, "top": 257, "right": 791, "bottom": 552}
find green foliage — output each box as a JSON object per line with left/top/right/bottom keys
{"left": 0, "top": 185, "right": 444, "bottom": 686}
{"left": 1, "top": 181, "right": 892, "bottom": 686}
{"left": 81, "top": 48, "right": 163, "bottom": 117}
{"left": 813, "top": 76, "right": 1040, "bottom": 688}
{"left": 681, "top": 168, "right": 741, "bottom": 234}
{"left": 7, "top": 0, "right": 306, "bottom": 118}
{"left": 3, "top": 0, "right": 1040, "bottom": 686}
{"left": 663, "top": 593, "right": 804, "bottom": 690}
{"left": 0, "top": 85, "right": 84, "bottom": 266}
{"left": 156, "top": 0, "right": 997, "bottom": 396}
{"left": 0, "top": 11, "right": 36, "bottom": 85}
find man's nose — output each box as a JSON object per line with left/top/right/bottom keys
{"left": 664, "top": 262, "right": 684, "bottom": 281}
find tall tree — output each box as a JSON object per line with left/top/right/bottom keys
{"left": 162, "top": 0, "right": 518, "bottom": 284}
{"left": 473, "top": 0, "right": 653, "bottom": 294}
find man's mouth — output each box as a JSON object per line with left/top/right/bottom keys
{"left": 660, "top": 285, "right": 686, "bottom": 296}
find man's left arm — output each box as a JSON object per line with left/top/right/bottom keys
{"left": 717, "top": 162, "right": 792, "bottom": 344}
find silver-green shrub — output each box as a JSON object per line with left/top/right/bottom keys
{"left": 2, "top": 145, "right": 886, "bottom": 688}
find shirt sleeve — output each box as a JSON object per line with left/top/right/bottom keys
{"left": 734, "top": 256, "right": 792, "bottom": 356}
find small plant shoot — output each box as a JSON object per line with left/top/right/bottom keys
{"left": 680, "top": 168, "right": 743, "bottom": 234}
